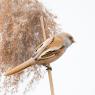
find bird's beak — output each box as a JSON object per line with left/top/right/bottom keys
{"left": 72, "top": 39, "right": 75, "bottom": 43}
{"left": 72, "top": 38, "right": 75, "bottom": 43}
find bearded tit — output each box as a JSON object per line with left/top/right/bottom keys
{"left": 5, "top": 32, "right": 75, "bottom": 76}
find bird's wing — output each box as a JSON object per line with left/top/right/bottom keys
{"left": 37, "top": 47, "right": 59, "bottom": 60}
{"left": 38, "top": 50, "right": 56, "bottom": 59}
{"left": 34, "top": 37, "right": 54, "bottom": 58}
{"left": 38, "top": 44, "right": 65, "bottom": 60}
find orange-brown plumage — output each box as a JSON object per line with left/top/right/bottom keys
{"left": 5, "top": 32, "right": 74, "bottom": 76}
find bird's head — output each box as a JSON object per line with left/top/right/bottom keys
{"left": 57, "top": 32, "right": 75, "bottom": 50}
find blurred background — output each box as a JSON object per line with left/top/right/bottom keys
{"left": 30, "top": 0, "right": 95, "bottom": 95}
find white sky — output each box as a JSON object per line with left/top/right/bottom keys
{"left": 29, "top": 0, "right": 95, "bottom": 95}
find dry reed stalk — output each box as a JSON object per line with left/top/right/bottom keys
{"left": 40, "top": 16, "right": 55, "bottom": 95}
{"left": 0, "top": 0, "right": 58, "bottom": 94}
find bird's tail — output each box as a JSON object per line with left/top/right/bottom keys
{"left": 5, "top": 37, "right": 54, "bottom": 76}
{"left": 5, "top": 57, "right": 36, "bottom": 76}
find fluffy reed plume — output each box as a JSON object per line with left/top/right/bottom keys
{"left": 0, "top": 0, "right": 58, "bottom": 94}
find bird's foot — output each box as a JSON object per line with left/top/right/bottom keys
{"left": 45, "top": 65, "right": 52, "bottom": 71}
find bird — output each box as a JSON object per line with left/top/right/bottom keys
{"left": 5, "top": 32, "right": 75, "bottom": 76}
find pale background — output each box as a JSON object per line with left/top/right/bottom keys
{"left": 28, "top": 0, "right": 95, "bottom": 95}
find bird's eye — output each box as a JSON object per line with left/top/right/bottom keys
{"left": 69, "top": 36, "right": 73, "bottom": 40}
{"left": 68, "top": 36, "right": 74, "bottom": 43}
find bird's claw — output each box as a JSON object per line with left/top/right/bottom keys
{"left": 45, "top": 65, "right": 52, "bottom": 71}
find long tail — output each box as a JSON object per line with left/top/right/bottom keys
{"left": 5, "top": 37, "right": 53, "bottom": 76}
{"left": 5, "top": 57, "right": 36, "bottom": 76}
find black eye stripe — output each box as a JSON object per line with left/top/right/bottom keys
{"left": 69, "top": 36, "right": 72, "bottom": 39}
